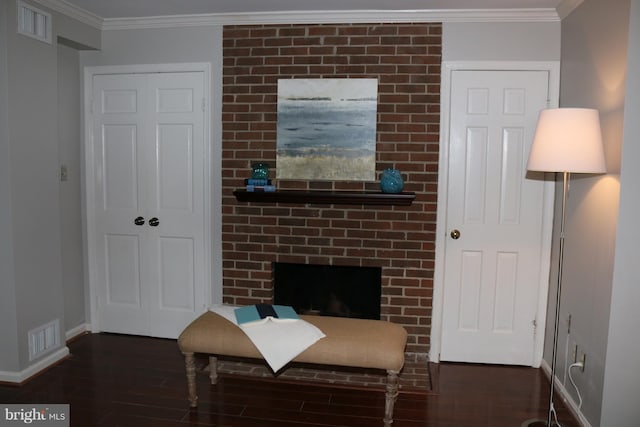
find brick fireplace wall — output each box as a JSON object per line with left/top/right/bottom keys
{"left": 221, "top": 23, "right": 441, "bottom": 355}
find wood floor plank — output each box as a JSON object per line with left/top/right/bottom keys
{"left": 0, "top": 333, "right": 580, "bottom": 427}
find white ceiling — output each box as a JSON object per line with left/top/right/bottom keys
{"left": 59, "top": 0, "right": 567, "bottom": 19}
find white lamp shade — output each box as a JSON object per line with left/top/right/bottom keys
{"left": 527, "top": 108, "right": 606, "bottom": 173}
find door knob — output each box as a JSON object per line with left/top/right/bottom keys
{"left": 450, "top": 229, "right": 461, "bottom": 240}
{"left": 134, "top": 216, "right": 145, "bottom": 226}
{"left": 149, "top": 217, "right": 160, "bottom": 227}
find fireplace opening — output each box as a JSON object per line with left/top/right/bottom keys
{"left": 273, "top": 263, "right": 381, "bottom": 320}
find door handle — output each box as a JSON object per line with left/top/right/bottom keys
{"left": 134, "top": 216, "right": 145, "bottom": 226}
{"left": 450, "top": 229, "right": 461, "bottom": 240}
{"left": 149, "top": 217, "right": 160, "bottom": 227}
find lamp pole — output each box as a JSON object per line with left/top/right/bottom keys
{"left": 547, "top": 171, "right": 569, "bottom": 426}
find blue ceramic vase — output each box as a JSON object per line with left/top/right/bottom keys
{"left": 251, "top": 162, "right": 270, "bottom": 180}
{"left": 380, "top": 169, "right": 404, "bottom": 193}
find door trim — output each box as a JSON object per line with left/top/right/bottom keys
{"left": 82, "top": 63, "right": 215, "bottom": 333}
{"left": 430, "top": 61, "right": 560, "bottom": 367}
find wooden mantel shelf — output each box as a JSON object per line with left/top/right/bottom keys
{"left": 233, "top": 189, "right": 415, "bottom": 206}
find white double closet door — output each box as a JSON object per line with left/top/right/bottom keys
{"left": 90, "top": 71, "right": 207, "bottom": 339}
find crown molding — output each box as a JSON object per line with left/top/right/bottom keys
{"left": 556, "top": 0, "right": 583, "bottom": 19}
{"left": 102, "top": 8, "right": 560, "bottom": 31}
{"left": 26, "top": 2, "right": 562, "bottom": 31}
{"left": 31, "top": 0, "right": 102, "bottom": 29}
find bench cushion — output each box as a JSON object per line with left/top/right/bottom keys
{"left": 178, "top": 311, "right": 407, "bottom": 372}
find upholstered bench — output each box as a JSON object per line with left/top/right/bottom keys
{"left": 178, "top": 310, "right": 408, "bottom": 427}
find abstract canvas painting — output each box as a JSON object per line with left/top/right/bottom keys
{"left": 276, "top": 78, "right": 377, "bottom": 181}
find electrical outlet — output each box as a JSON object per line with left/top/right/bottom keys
{"left": 572, "top": 343, "right": 578, "bottom": 364}
{"left": 579, "top": 352, "right": 586, "bottom": 372}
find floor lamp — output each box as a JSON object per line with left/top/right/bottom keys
{"left": 523, "top": 108, "right": 606, "bottom": 427}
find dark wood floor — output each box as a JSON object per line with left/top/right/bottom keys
{"left": 0, "top": 333, "right": 579, "bottom": 426}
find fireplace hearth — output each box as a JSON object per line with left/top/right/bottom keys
{"left": 273, "top": 263, "right": 381, "bottom": 320}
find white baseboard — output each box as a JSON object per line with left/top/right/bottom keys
{"left": 540, "top": 359, "right": 592, "bottom": 427}
{"left": 0, "top": 346, "right": 69, "bottom": 384}
{"left": 65, "top": 323, "right": 90, "bottom": 341}
{"left": 0, "top": 324, "right": 90, "bottom": 384}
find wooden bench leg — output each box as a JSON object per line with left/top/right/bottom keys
{"left": 384, "top": 370, "right": 400, "bottom": 427}
{"left": 209, "top": 356, "right": 218, "bottom": 384}
{"left": 183, "top": 352, "right": 198, "bottom": 407}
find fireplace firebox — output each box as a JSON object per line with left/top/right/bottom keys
{"left": 273, "top": 263, "right": 381, "bottom": 320}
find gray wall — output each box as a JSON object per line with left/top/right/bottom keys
{"left": 600, "top": 1, "right": 640, "bottom": 424}
{"left": 443, "top": 22, "right": 560, "bottom": 61}
{"left": 58, "top": 43, "right": 85, "bottom": 333}
{"left": 7, "top": 0, "right": 64, "bottom": 370}
{"left": 81, "top": 26, "right": 222, "bottom": 67}
{"left": 0, "top": 0, "right": 99, "bottom": 376}
{"left": 0, "top": 0, "right": 19, "bottom": 373}
{"left": 553, "top": 0, "right": 632, "bottom": 425}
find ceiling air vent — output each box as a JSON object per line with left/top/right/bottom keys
{"left": 17, "top": 0, "right": 52, "bottom": 44}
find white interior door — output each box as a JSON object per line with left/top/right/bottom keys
{"left": 440, "top": 70, "right": 549, "bottom": 365}
{"left": 91, "top": 71, "right": 207, "bottom": 339}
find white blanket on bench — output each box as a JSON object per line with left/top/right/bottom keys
{"left": 209, "top": 304, "right": 326, "bottom": 372}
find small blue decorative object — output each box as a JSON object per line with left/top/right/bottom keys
{"left": 251, "top": 162, "right": 269, "bottom": 180}
{"left": 380, "top": 169, "right": 404, "bottom": 194}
